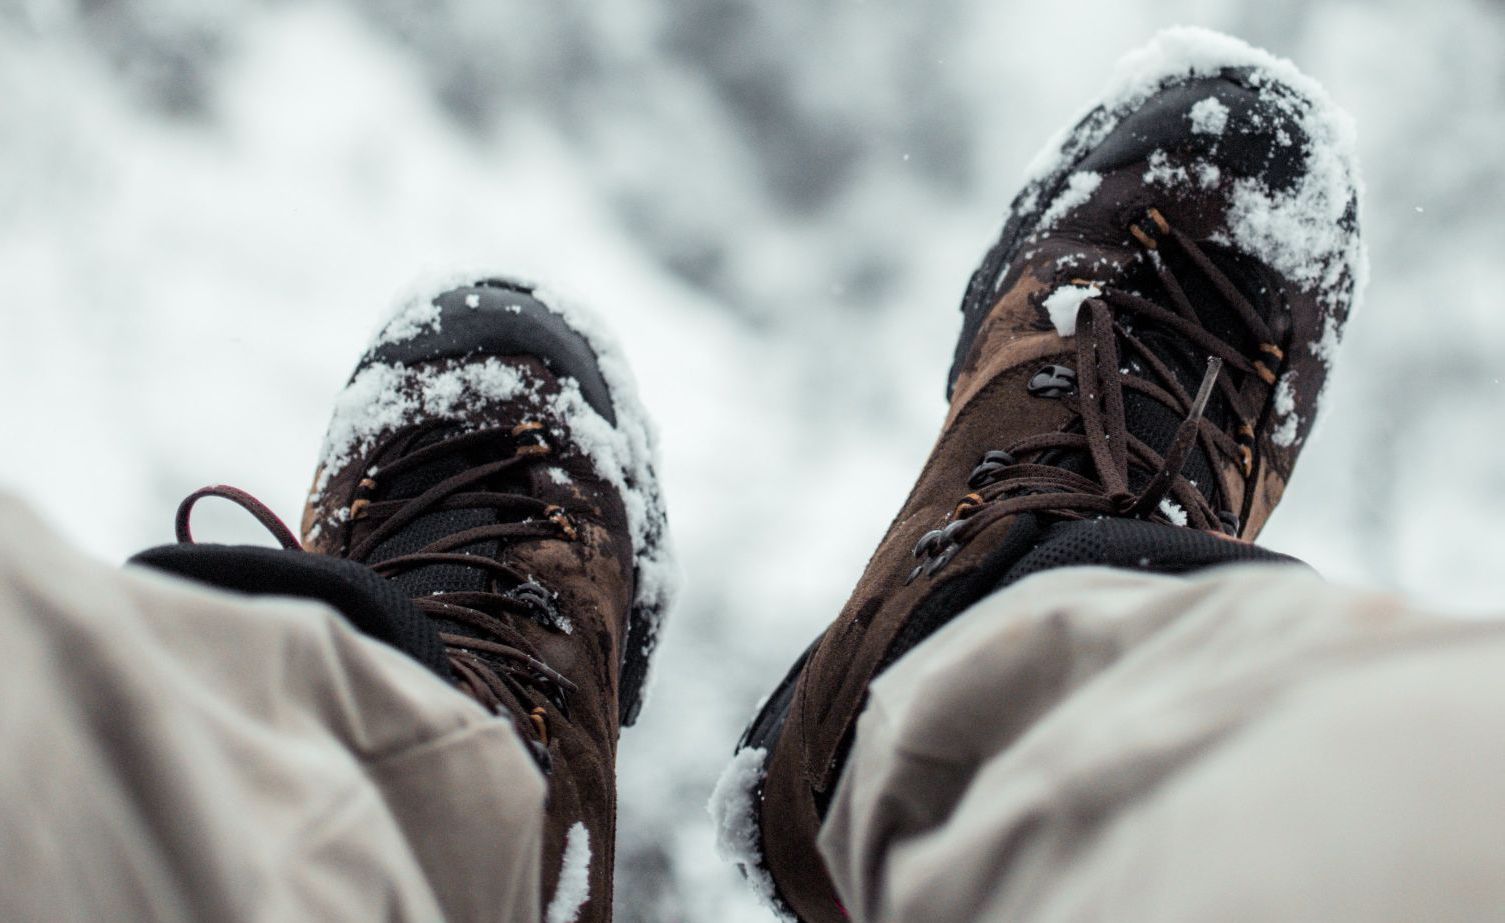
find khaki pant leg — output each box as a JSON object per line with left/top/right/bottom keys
{"left": 0, "top": 494, "right": 545, "bottom": 923}
{"left": 819, "top": 563, "right": 1505, "bottom": 923}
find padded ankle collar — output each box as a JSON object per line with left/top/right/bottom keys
{"left": 129, "top": 543, "right": 451, "bottom": 680}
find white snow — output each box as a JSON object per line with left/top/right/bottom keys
{"left": 316, "top": 359, "right": 534, "bottom": 491}
{"left": 372, "top": 291, "right": 443, "bottom": 346}
{"left": 1042, "top": 283, "right": 1102, "bottom": 337}
{"left": 1273, "top": 372, "right": 1298, "bottom": 416}
{"left": 1039, "top": 170, "right": 1102, "bottom": 226}
{"left": 1158, "top": 498, "right": 1189, "bottom": 526}
{"left": 1143, "top": 149, "right": 1188, "bottom": 187}
{"left": 1189, "top": 96, "right": 1230, "bottom": 135}
{"left": 546, "top": 822, "right": 592, "bottom": 923}
{"left": 1271, "top": 415, "right": 1300, "bottom": 448}
{"left": 708, "top": 747, "right": 792, "bottom": 920}
{"left": 1146, "top": 150, "right": 1221, "bottom": 191}
{"left": 1271, "top": 372, "right": 1301, "bottom": 447}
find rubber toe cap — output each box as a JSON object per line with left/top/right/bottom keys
{"left": 359, "top": 279, "right": 617, "bottom": 425}
{"left": 1078, "top": 70, "right": 1309, "bottom": 192}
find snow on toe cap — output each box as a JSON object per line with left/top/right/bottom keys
{"left": 1019, "top": 27, "right": 1365, "bottom": 418}
{"left": 1024, "top": 26, "right": 1360, "bottom": 185}
{"left": 319, "top": 271, "right": 681, "bottom": 674}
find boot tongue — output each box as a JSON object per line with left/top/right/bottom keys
{"left": 1046, "top": 392, "right": 1218, "bottom": 514}
{"left": 1119, "top": 338, "right": 1219, "bottom": 507}
{"left": 365, "top": 427, "right": 505, "bottom": 641}
{"left": 1118, "top": 243, "right": 1265, "bottom": 511}
{"left": 1055, "top": 247, "right": 1257, "bottom": 513}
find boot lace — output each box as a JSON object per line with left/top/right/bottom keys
{"left": 910, "top": 208, "right": 1284, "bottom": 582}
{"left": 175, "top": 420, "right": 579, "bottom": 736}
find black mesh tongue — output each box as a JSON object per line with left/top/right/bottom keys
{"left": 1114, "top": 244, "right": 1264, "bottom": 511}
{"left": 1120, "top": 350, "right": 1218, "bottom": 506}
{"left": 366, "top": 428, "right": 503, "bottom": 640}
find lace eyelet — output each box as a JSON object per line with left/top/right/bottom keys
{"left": 528, "top": 706, "right": 551, "bottom": 745}
{"left": 912, "top": 528, "right": 946, "bottom": 559}
{"left": 952, "top": 493, "right": 985, "bottom": 519}
{"left": 1027, "top": 365, "right": 1077, "bottom": 398}
{"left": 511, "top": 420, "right": 552, "bottom": 457}
{"left": 545, "top": 505, "right": 580, "bottom": 541}
{"left": 505, "top": 580, "right": 555, "bottom": 615}
{"left": 1129, "top": 207, "right": 1170, "bottom": 249}
{"left": 968, "top": 450, "right": 1017, "bottom": 488}
{"left": 924, "top": 543, "right": 960, "bottom": 576}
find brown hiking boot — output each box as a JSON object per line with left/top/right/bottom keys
{"left": 713, "top": 29, "right": 1363, "bottom": 922}
{"left": 300, "top": 278, "right": 676, "bottom": 923}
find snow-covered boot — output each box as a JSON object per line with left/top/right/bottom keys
{"left": 717, "top": 29, "right": 1363, "bottom": 923}
{"left": 300, "top": 278, "right": 675, "bottom": 923}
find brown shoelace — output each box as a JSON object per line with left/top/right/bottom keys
{"left": 176, "top": 421, "right": 579, "bottom": 725}
{"left": 911, "top": 209, "right": 1282, "bottom": 581}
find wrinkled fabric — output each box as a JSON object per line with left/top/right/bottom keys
{"left": 0, "top": 493, "right": 544, "bottom": 923}
{"left": 822, "top": 563, "right": 1505, "bottom": 923}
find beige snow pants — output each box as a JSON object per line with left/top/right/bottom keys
{"left": 7, "top": 487, "right": 1505, "bottom": 923}
{"left": 821, "top": 563, "right": 1505, "bottom": 922}
{"left": 0, "top": 494, "right": 545, "bottom": 923}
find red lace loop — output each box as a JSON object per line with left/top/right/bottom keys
{"left": 175, "top": 485, "right": 303, "bottom": 550}
{"left": 171, "top": 423, "right": 581, "bottom": 734}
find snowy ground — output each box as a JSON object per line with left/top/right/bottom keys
{"left": 3, "top": 1, "right": 1504, "bottom": 919}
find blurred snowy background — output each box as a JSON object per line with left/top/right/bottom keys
{"left": 3, "top": 0, "right": 1504, "bottom": 918}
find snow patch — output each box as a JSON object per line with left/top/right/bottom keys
{"left": 1042, "top": 283, "right": 1102, "bottom": 338}
{"left": 317, "top": 359, "right": 534, "bottom": 489}
{"left": 1271, "top": 372, "right": 1301, "bottom": 447}
{"left": 1144, "top": 150, "right": 1223, "bottom": 191}
{"left": 709, "top": 747, "right": 791, "bottom": 920}
{"left": 546, "top": 822, "right": 591, "bottom": 923}
{"left": 1158, "top": 498, "right": 1188, "bottom": 526}
{"left": 1039, "top": 171, "right": 1101, "bottom": 226}
{"left": 547, "top": 466, "right": 572, "bottom": 485}
{"left": 372, "top": 291, "right": 443, "bottom": 346}
{"left": 1144, "top": 149, "right": 1188, "bottom": 187}
{"left": 1226, "top": 144, "right": 1360, "bottom": 300}
{"left": 1271, "top": 415, "right": 1300, "bottom": 448}
{"left": 1189, "top": 96, "right": 1230, "bottom": 135}
{"left": 1273, "top": 372, "right": 1297, "bottom": 416}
